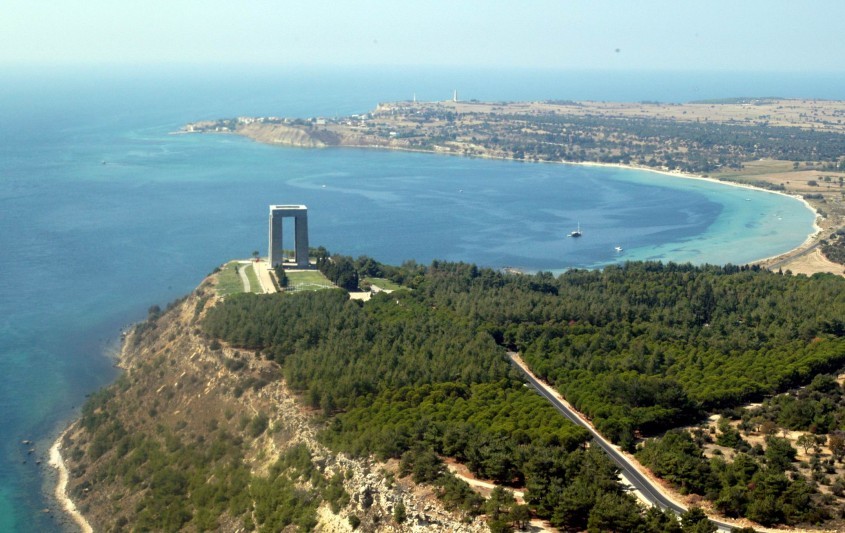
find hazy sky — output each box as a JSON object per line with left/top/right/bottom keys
{"left": 3, "top": 1, "right": 844, "bottom": 71}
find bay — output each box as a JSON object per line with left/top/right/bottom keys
{"left": 0, "top": 66, "right": 827, "bottom": 531}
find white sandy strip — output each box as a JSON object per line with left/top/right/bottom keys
{"left": 49, "top": 426, "right": 93, "bottom": 533}
{"left": 574, "top": 161, "right": 823, "bottom": 263}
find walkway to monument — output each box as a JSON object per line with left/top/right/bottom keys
{"left": 251, "top": 260, "right": 278, "bottom": 294}
{"left": 236, "top": 261, "right": 252, "bottom": 292}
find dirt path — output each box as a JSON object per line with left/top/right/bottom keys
{"left": 237, "top": 261, "right": 251, "bottom": 292}
{"left": 444, "top": 460, "right": 555, "bottom": 533}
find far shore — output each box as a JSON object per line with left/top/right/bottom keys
{"left": 335, "top": 143, "right": 837, "bottom": 274}
{"left": 49, "top": 424, "right": 93, "bottom": 533}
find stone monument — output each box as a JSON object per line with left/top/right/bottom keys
{"left": 268, "top": 205, "right": 309, "bottom": 268}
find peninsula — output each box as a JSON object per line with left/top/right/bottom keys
{"left": 185, "top": 98, "right": 845, "bottom": 275}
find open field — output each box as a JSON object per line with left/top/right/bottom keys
{"left": 215, "top": 262, "right": 244, "bottom": 296}
{"left": 285, "top": 270, "right": 334, "bottom": 292}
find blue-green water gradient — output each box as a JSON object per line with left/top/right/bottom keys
{"left": 0, "top": 66, "right": 828, "bottom": 531}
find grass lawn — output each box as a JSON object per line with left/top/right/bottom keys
{"left": 244, "top": 264, "right": 263, "bottom": 293}
{"left": 216, "top": 262, "right": 244, "bottom": 296}
{"left": 285, "top": 270, "right": 334, "bottom": 292}
{"left": 364, "top": 277, "right": 403, "bottom": 291}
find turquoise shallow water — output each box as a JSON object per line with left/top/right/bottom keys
{"left": 0, "top": 67, "right": 829, "bottom": 531}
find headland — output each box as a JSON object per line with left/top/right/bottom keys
{"left": 52, "top": 249, "right": 845, "bottom": 531}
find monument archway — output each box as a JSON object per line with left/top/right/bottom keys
{"left": 268, "top": 205, "right": 309, "bottom": 268}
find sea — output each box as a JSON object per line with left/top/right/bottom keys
{"left": 0, "top": 65, "right": 839, "bottom": 531}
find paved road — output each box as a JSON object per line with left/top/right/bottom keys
{"left": 507, "top": 352, "right": 735, "bottom": 532}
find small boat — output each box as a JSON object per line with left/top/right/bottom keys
{"left": 615, "top": 246, "right": 623, "bottom": 252}
{"left": 568, "top": 222, "right": 582, "bottom": 238}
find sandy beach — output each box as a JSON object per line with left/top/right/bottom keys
{"left": 574, "top": 161, "right": 845, "bottom": 276}
{"left": 49, "top": 425, "right": 93, "bottom": 533}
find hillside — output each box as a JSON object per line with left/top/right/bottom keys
{"left": 59, "top": 255, "right": 845, "bottom": 531}
{"left": 59, "top": 275, "right": 488, "bottom": 532}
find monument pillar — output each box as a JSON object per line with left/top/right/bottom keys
{"left": 268, "top": 205, "right": 309, "bottom": 268}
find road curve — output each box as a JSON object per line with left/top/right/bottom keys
{"left": 507, "top": 352, "right": 736, "bottom": 532}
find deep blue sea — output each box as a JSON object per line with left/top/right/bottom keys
{"left": 0, "top": 66, "right": 837, "bottom": 531}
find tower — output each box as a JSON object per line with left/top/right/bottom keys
{"left": 268, "top": 205, "right": 309, "bottom": 268}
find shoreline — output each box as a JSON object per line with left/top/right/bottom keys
{"left": 50, "top": 328, "right": 130, "bottom": 531}
{"left": 190, "top": 124, "right": 839, "bottom": 273}
{"left": 572, "top": 160, "right": 825, "bottom": 265}
{"left": 338, "top": 141, "right": 827, "bottom": 268}
{"left": 48, "top": 424, "right": 93, "bottom": 533}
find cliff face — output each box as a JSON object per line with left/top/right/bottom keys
{"left": 238, "top": 122, "right": 333, "bottom": 148}
{"left": 60, "top": 274, "right": 486, "bottom": 532}
{"left": 235, "top": 122, "right": 403, "bottom": 150}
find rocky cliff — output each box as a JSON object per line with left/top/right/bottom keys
{"left": 59, "top": 272, "right": 487, "bottom": 532}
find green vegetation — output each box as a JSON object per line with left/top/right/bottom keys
{"left": 244, "top": 263, "right": 262, "bottom": 294}
{"left": 751, "top": 373, "right": 845, "bottom": 434}
{"left": 76, "top": 254, "right": 845, "bottom": 530}
{"left": 273, "top": 264, "right": 288, "bottom": 288}
{"left": 322, "top": 381, "right": 590, "bottom": 481}
{"left": 822, "top": 228, "right": 845, "bottom": 266}
{"left": 638, "top": 429, "right": 825, "bottom": 526}
{"left": 73, "top": 308, "right": 348, "bottom": 531}
{"left": 510, "top": 264, "right": 845, "bottom": 450}
{"left": 202, "top": 256, "right": 845, "bottom": 528}
{"left": 215, "top": 262, "right": 244, "bottom": 296}
{"left": 362, "top": 277, "right": 403, "bottom": 291}
{"left": 80, "top": 387, "right": 263, "bottom": 530}
{"left": 316, "top": 254, "right": 359, "bottom": 291}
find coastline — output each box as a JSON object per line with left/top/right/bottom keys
{"left": 339, "top": 142, "right": 828, "bottom": 269}
{"left": 572, "top": 160, "right": 825, "bottom": 266}
{"left": 50, "top": 328, "right": 130, "bottom": 531}
{"left": 215, "top": 120, "right": 827, "bottom": 270}
{"left": 49, "top": 425, "right": 93, "bottom": 533}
